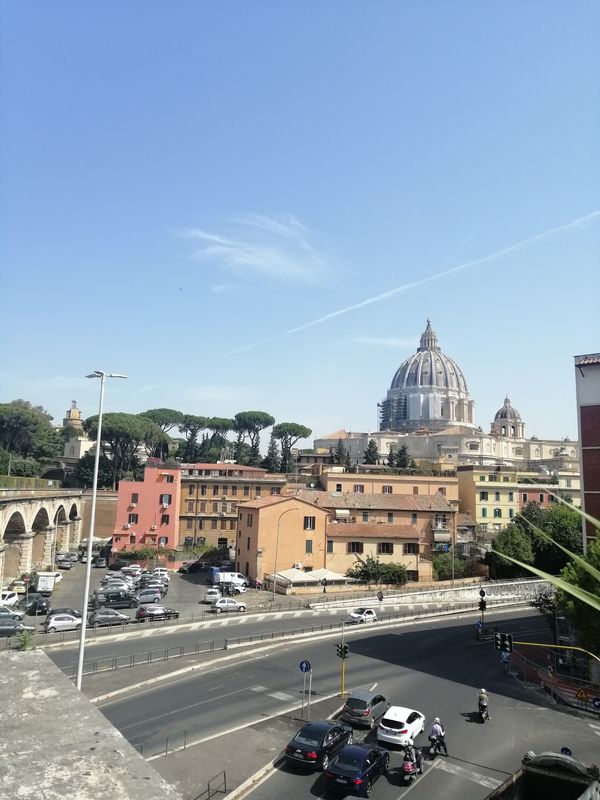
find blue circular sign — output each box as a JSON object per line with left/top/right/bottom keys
{"left": 299, "top": 660, "right": 311, "bottom": 673}
{"left": 592, "top": 697, "right": 600, "bottom": 709}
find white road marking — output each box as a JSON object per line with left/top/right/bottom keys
{"left": 250, "top": 685, "right": 268, "bottom": 692}
{"left": 433, "top": 759, "right": 502, "bottom": 788}
{"left": 268, "top": 691, "right": 295, "bottom": 701}
{"left": 589, "top": 723, "right": 600, "bottom": 730}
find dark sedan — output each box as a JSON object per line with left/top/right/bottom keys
{"left": 325, "top": 744, "right": 389, "bottom": 797}
{"left": 135, "top": 606, "right": 179, "bottom": 622}
{"left": 24, "top": 597, "right": 52, "bottom": 616}
{"left": 88, "top": 608, "right": 130, "bottom": 628}
{"left": 178, "top": 561, "right": 205, "bottom": 574}
{"left": 0, "top": 620, "right": 35, "bottom": 638}
{"left": 285, "top": 721, "right": 353, "bottom": 771}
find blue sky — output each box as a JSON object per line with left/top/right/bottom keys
{"left": 1, "top": 1, "right": 599, "bottom": 445}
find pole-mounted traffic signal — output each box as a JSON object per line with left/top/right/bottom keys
{"left": 478, "top": 598, "right": 487, "bottom": 612}
{"left": 336, "top": 643, "right": 349, "bottom": 659}
{"left": 494, "top": 632, "right": 513, "bottom": 653}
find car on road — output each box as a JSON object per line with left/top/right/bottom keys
{"left": 340, "top": 690, "right": 390, "bottom": 729}
{"left": 202, "top": 588, "right": 222, "bottom": 604}
{"left": 210, "top": 598, "right": 246, "bottom": 614}
{"left": 88, "top": 608, "right": 130, "bottom": 627}
{"left": 24, "top": 597, "right": 52, "bottom": 616}
{"left": 43, "top": 613, "right": 82, "bottom": 633}
{"left": 346, "top": 608, "right": 378, "bottom": 625}
{"left": 325, "top": 743, "right": 389, "bottom": 796}
{"left": 285, "top": 720, "right": 353, "bottom": 771}
{"left": 135, "top": 589, "right": 162, "bottom": 605}
{"left": 178, "top": 561, "right": 204, "bottom": 573}
{"left": 135, "top": 606, "right": 180, "bottom": 622}
{"left": 56, "top": 558, "right": 72, "bottom": 570}
{"left": 68, "top": 551, "right": 79, "bottom": 562}
{"left": 46, "top": 607, "right": 82, "bottom": 620}
{"left": 0, "top": 605, "right": 25, "bottom": 621}
{"left": 1, "top": 591, "right": 19, "bottom": 607}
{"left": 376, "top": 706, "right": 425, "bottom": 748}
{"left": 0, "top": 620, "right": 35, "bottom": 638}
{"left": 94, "top": 558, "right": 107, "bottom": 569}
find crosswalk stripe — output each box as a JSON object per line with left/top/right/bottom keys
{"left": 434, "top": 759, "right": 502, "bottom": 789}
{"left": 268, "top": 691, "right": 295, "bottom": 701}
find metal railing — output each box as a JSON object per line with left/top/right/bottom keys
{"left": 133, "top": 729, "right": 189, "bottom": 759}
{"left": 193, "top": 770, "right": 227, "bottom": 800}
{"left": 66, "top": 639, "right": 216, "bottom": 678}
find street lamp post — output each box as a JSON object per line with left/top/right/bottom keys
{"left": 272, "top": 508, "right": 296, "bottom": 602}
{"left": 75, "top": 370, "right": 127, "bottom": 690}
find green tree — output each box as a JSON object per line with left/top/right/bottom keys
{"left": 261, "top": 433, "right": 281, "bottom": 472}
{"left": 334, "top": 438, "right": 347, "bottom": 465}
{"left": 178, "top": 415, "right": 208, "bottom": 462}
{"left": 0, "top": 400, "right": 57, "bottom": 458}
{"left": 395, "top": 445, "right": 411, "bottom": 469}
{"left": 83, "top": 413, "right": 163, "bottom": 488}
{"left": 272, "top": 422, "right": 312, "bottom": 473}
{"left": 344, "top": 449, "right": 352, "bottom": 471}
{"left": 433, "top": 552, "right": 468, "bottom": 581}
{"left": 530, "top": 505, "right": 583, "bottom": 574}
{"left": 364, "top": 439, "right": 379, "bottom": 465}
{"left": 73, "top": 452, "right": 114, "bottom": 488}
{"left": 387, "top": 449, "right": 397, "bottom": 468}
{"left": 346, "top": 554, "right": 407, "bottom": 585}
{"left": 207, "top": 417, "right": 235, "bottom": 453}
{"left": 234, "top": 411, "right": 275, "bottom": 465}
{"left": 141, "top": 408, "right": 184, "bottom": 459}
{"left": 559, "top": 538, "right": 600, "bottom": 653}
{"left": 485, "top": 522, "right": 534, "bottom": 578}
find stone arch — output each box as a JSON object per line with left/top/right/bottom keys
{"left": 3, "top": 511, "right": 27, "bottom": 580}
{"left": 68, "top": 503, "right": 79, "bottom": 520}
{"left": 54, "top": 505, "right": 69, "bottom": 553}
{"left": 31, "top": 507, "right": 50, "bottom": 567}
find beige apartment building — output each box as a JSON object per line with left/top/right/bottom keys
{"left": 319, "top": 466, "right": 459, "bottom": 503}
{"left": 236, "top": 490, "right": 456, "bottom": 583}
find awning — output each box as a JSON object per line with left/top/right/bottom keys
{"left": 433, "top": 532, "right": 452, "bottom": 543}
{"left": 334, "top": 509, "right": 350, "bottom": 519}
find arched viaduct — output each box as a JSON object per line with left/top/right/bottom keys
{"left": 0, "top": 490, "right": 84, "bottom": 584}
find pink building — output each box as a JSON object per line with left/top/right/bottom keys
{"left": 112, "top": 464, "right": 181, "bottom": 553}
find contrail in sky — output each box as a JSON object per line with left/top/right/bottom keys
{"left": 287, "top": 209, "right": 600, "bottom": 334}
{"left": 220, "top": 210, "right": 600, "bottom": 355}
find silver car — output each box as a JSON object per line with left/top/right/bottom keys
{"left": 44, "top": 613, "right": 82, "bottom": 633}
{"left": 135, "top": 589, "right": 162, "bottom": 605}
{"left": 0, "top": 605, "right": 25, "bottom": 621}
{"left": 210, "top": 598, "right": 246, "bottom": 614}
{"left": 340, "top": 690, "right": 390, "bottom": 728}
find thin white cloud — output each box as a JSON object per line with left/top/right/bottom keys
{"left": 347, "top": 336, "right": 418, "bottom": 348}
{"left": 210, "top": 283, "right": 231, "bottom": 294}
{"left": 181, "top": 213, "right": 324, "bottom": 282}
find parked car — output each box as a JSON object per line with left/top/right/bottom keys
{"left": 121, "top": 565, "right": 142, "bottom": 576}
{"left": 88, "top": 608, "right": 130, "bottom": 627}
{"left": 135, "top": 606, "right": 179, "bottom": 622}
{"left": 94, "top": 558, "right": 107, "bottom": 569}
{"left": 178, "top": 561, "right": 204, "bottom": 574}
{"left": 211, "top": 598, "right": 246, "bottom": 614}
{"left": 346, "top": 608, "right": 378, "bottom": 625}
{"left": 46, "top": 607, "right": 82, "bottom": 620}
{"left": 44, "top": 613, "right": 82, "bottom": 633}
{"left": 0, "top": 620, "right": 35, "bottom": 638}
{"left": 285, "top": 720, "right": 353, "bottom": 771}
{"left": 152, "top": 568, "right": 171, "bottom": 583}
{"left": 325, "top": 743, "right": 389, "bottom": 796}
{"left": 56, "top": 559, "right": 72, "bottom": 570}
{"left": 1, "top": 591, "right": 19, "bottom": 607}
{"left": 93, "top": 589, "right": 138, "bottom": 609}
{"left": 0, "top": 605, "right": 25, "bottom": 621}
{"left": 24, "top": 597, "right": 52, "bottom": 616}
{"left": 135, "top": 589, "right": 162, "bottom": 605}
{"left": 9, "top": 580, "right": 29, "bottom": 594}
{"left": 202, "top": 588, "right": 222, "bottom": 604}
{"left": 376, "top": 706, "right": 425, "bottom": 748}
{"left": 340, "top": 690, "right": 390, "bottom": 729}
{"left": 137, "top": 581, "right": 167, "bottom": 596}
{"left": 68, "top": 551, "right": 79, "bottom": 562}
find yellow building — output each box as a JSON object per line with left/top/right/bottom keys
{"left": 319, "top": 466, "right": 459, "bottom": 503}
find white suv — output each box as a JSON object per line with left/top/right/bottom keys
{"left": 202, "top": 588, "right": 222, "bottom": 604}
{"left": 152, "top": 568, "right": 171, "bottom": 583}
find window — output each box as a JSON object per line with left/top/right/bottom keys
{"left": 502, "top": 476, "right": 510, "bottom": 483}
{"left": 231, "top": 486, "right": 238, "bottom": 496}
{"left": 494, "top": 508, "right": 502, "bottom": 518}
{"left": 387, "top": 512, "right": 394, "bottom": 524}
{"left": 129, "top": 534, "right": 136, "bottom": 545}
{"left": 435, "top": 514, "right": 447, "bottom": 528}
{"left": 128, "top": 513, "right": 138, "bottom": 524}
{"left": 481, "top": 508, "right": 488, "bottom": 518}
{"left": 247, "top": 514, "right": 253, "bottom": 526}
{"left": 186, "top": 519, "right": 193, "bottom": 530}
{"left": 164, "top": 474, "right": 174, "bottom": 483}
{"left": 522, "top": 493, "right": 528, "bottom": 502}
{"left": 161, "top": 514, "right": 169, "bottom": 525}
{"left": 222, "top": 485, "right": 228, "bottom": 496}
{"left": 243, "top": 486, "right": 250, "bottom": 497}
{"left": 412, "top": 486, "right": 419, "bottom": 495}
{"left": 200, "top": 485, "right": 207, "bottom": 496}
{"left": 335, "top": 483, "right": 342, "bottom": 492}
{"left": 198, "top": 519, "right": 205, "bottom": 530}
{"left": 160, "top": 494, "right": 172, "bottom": 505}
{"left": 131, "top": 493, "right": 139, "bottom": 504}
{"left": 495, "top": 491, "right": 500, "bottom": 502}
{"left": 270, "top": 487, "right": 281, "bottom": 495}
{"left": 479, "top": 476, "right": 485, "bottom": 482}
{"left": 411, "top": 513, "right": 417, "bottom": 525}
{"left": 509, "top": 509, "right": 514, "bottom": 519}
{"left": 539, "top": 493, "right": 545, "bottom": 503}
{"left": 508, "top": 492, "right": 514, "bottom": 502}
{"left": 566, "top": 479, "right": 572, "bottom": 488}
{"left": 220, "top": 519, "right": 227, "bottom": 530}
{"left": 247, "top": 537, "right": 250, "bottom": 550}
{"left": 382, "top": 485, "right": 393, "bottom": 494}
{"left": 212, "top": 485, "right": 219, "bottom": 496}
{"left": 211, "top": 520, "right": 217, "bottom": 530}
{"left": 347, "top": 542, "right": 364, "bottom": 554}
{"left": 353, "top": 484, "right": 364, "bottom": 493}
{"left": 327, "top": 540, "right": 333, "bottom": 553}
{"left": 406, "top": 570, "right": 419, "bottom": 582}
{"left": 187, "top": 484, "right": 194, "bottom": 496}
{"left": 362, "top": 512, "right": 369, "bottom": 522}
{"left": 480, "top": 491, "right": 489, "bottom": 501}
{"left": 255, "top": 487, "right": 262, "bottom": 497}
{"left": 305, "top": 539, "right": 313, "bottom": 554}
{"left": 229, "top": 519, "right": 235, "bottom": 530}
{"left": 212, "top": 502, "right": 218, "bottom": 513}
{"left": 217, "top": 537, "right": 228, "bottom": 549}
{"left": 403, "top": 543, "right": 418, "bottom": 555}
{"left": 200, "top": 501, "right": 206, "bottom": 512}
{"left": 377, "top": 542, "right": 394, "bottom": 555}
{"left": 187, "top": 501, "right": 194, "bottom": 513}
{"left": 438, "top": 487, "right": 446, "bottom": 496}
{"left": 304, "top": 516, "right": 316, "bottom": 530}
{"left": 221, "top": 502, "right": 227, "bottom": 513}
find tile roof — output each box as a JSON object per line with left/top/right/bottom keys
{"left": 575, "top": 353, "right": 600, "bottom": 366}
{"left": 294, "top": 489, "right": 454, "bottom": 513}
{"left": 241, "top": 495, "right": 327, "bottom": 512}
{"left": 327, "top": 523, "right": 419, "bottom": 539}
{"left": 457, "top": 513, "right": 476, "bottom": 527}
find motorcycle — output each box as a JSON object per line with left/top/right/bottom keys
{"left": 401, "top": 758, "right": 419, "bottom": 784}
{"left": 428, "top": 736, "right": 444, "bottom": 759}
{"left": 478, "top": 702, "right": 489, "bottom": 723}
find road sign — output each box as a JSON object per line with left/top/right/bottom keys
{"left": 299, "top": 660, "right": 311, "bottom": 673}
{"left": 494, "top": 632, "right": 513, "bottom": 653}
{"left": 377, "top": 591, "right": 384, "bottom": 602}
{"left": 575, "top": 688, "right": 589, "bottom": 702}
{"left": 479, "top": 589, "right": 486, "bottom": 598}
{"left": 593, "top": 697, "right": 600, "bottom": 709}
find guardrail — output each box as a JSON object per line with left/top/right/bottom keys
{"left": 133, "top": 728, "right": 189, "bottom": 759}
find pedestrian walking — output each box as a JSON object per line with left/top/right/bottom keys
{"left": 500, "top": 650, "right": 510, "bottom": 672}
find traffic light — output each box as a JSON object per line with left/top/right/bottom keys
{"left": 494, "top": 632, "right": 513, "bottom": 653}
{"left": 337, "top": 643, "right": 350, "bottom": 659}
{"left": 478, "top": 598, "right": 487, "bottom": 612}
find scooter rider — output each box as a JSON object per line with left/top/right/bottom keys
{"left": 478, "top": 689, "right": 491, "bottom": 720}
{"left": 404, "top": 739, "right": 423, "bottom": 774}
{"left": 429, "top": 717, "right": 448, "bottom": 756}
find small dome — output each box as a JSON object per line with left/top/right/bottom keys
{"left": 494, "top": 396, "right": 521, "bottom": 421}
{"left": 389, "top": 319, "right": 468, "bottom": 393}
